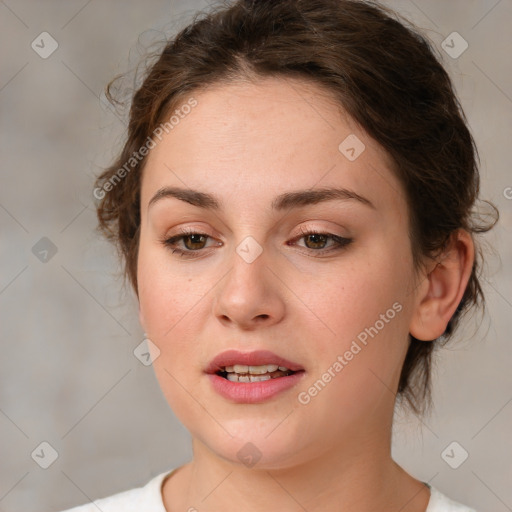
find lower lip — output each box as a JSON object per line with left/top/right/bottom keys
{"left": 207, "top": 372, "right": 306, "bottom": 404}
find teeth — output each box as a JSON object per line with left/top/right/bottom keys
{"left": 250, "top": 374, "right": 272, "bottom": 382}
{"left": 227, "top": 363, "right": 284, "bottom": 374}
{"left": 221, "top": 362, "right": 297, "bottom": 383}
{"left": 226, "top": 373, "right": 273, "bottom": 382}
{"left": 249, "top": 364, "right": 279, "bottom": 374}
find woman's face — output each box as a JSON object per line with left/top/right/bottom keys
{"left": 137, "top": 77, "right": 422, "bottom": 468}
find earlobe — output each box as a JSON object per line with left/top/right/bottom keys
{"left": 409, "top": 230, "right": 475, "bottom": 342}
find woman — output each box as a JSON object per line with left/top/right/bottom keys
{"left": 61, "top": 0, "right": 497, "bottom": 510}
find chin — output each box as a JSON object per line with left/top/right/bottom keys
{"left": 198, "top": 425, "right": 309, "bottom": 471}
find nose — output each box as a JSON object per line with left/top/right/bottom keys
{"left": 213, "top": 242, "right": 286, "bottom": 330}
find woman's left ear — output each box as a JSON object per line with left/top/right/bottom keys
{"left": 409, "top": 229, "right": 475, "bottom": 341}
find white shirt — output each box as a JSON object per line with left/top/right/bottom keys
{"left": 58, "top": 468, "right": 477, "bottom": 512}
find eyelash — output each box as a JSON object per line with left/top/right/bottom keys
{"left": 160, "top": 226, "right": 352, "bottom": 258}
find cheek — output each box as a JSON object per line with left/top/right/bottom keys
{"left": 137, "top": 253, "right": 201, "bottom": 397}
{"left": 137, "top": 245, "right": 209, "bottom": 423}
{"left": 297, "top": 245, "right": 413, "bottom": 395}
{"left": 305, "top": 254, "right": 410, "bottom": 339}
{"left": 137, "top": 241, "right": 202, "bottom": 337}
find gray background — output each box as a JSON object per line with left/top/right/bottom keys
{"left": 0, "top": 1, "right": 511, "bottom": 511}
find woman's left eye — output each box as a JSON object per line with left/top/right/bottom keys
{"left": 292, "top": 228, "right": 352, "bottom": 253}
{"left": 160, "top": 227, "right": 352, "bottom": 258}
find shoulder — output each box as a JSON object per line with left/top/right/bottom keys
{"left": 56, "top": 469, "right": 174, "bottom": 512}
{"left": 427, "top": 486, "right": 477, "bottom": 512}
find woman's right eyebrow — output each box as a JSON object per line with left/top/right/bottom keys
{"left": 148, "top": 186, "right": 220, "bottom": 211}
{"left": 147, "top": 186, "right": 375, "bottom": 212}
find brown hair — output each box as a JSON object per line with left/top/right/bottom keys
{"left": 94, "top": 0, "right": 498, "bottom": 414}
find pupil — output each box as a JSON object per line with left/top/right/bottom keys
{"left": 307, "top": 234, "right": 326, "bottom": 249}
{"left": 186, "top": 234, "right": 205, "bottom": 249}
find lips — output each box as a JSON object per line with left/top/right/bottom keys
{"left": 205, "top": 349, "right": 306, "bottom": 404}
{"left": 205, "top": 349, "right": 305, "bottom": 375}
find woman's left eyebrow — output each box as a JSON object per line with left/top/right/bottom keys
{"left": 147, "top": 185, "right": 375, "bottom": 212}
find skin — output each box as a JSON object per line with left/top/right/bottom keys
{"left": 136, "top": 77, "right": 474, "bottom": 512}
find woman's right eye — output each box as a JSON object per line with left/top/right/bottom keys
{"left": 161, "top": 229, "right": 215, "bottom": 258}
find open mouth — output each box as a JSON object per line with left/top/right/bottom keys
{"left": 207, "top": 353, "right": 306, "bottom": 403}
{"left": 216, "top": 364, "right": 298, "bottom": 383}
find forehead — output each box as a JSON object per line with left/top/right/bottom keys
{"left": 140, "top": 77, "right": 404, "bottom": 215}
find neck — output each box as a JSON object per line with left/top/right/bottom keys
{"left": 162, "top": 421, "right": 430, "bottom": 512}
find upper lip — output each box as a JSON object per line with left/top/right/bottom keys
{"left": 205, "top": 349, "right": 305, "bottom": 374}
